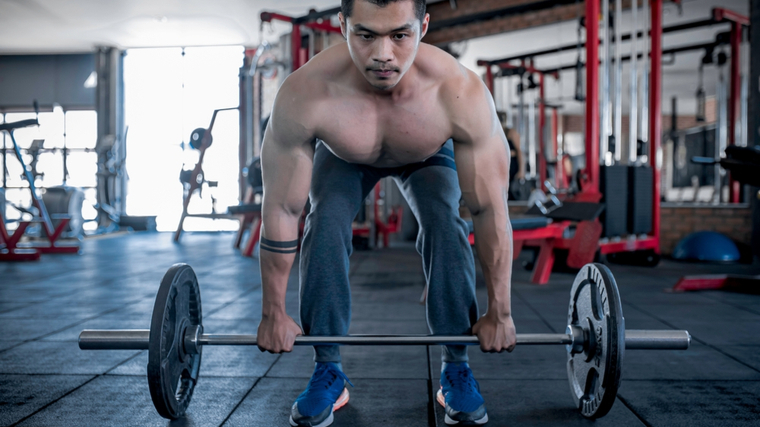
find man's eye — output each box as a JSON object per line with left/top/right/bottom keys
{"left": 393, "top": 34, "right": 407, "bottom": 40}
{"left": 359, "top": 34, "right": 373, "bottom": 40}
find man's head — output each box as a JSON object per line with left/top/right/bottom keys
{"left": 339, "top": 0, "right": 429, "bottom": 91}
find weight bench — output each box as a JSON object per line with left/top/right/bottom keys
{"left": 228, "top": 199, "right": 262, "bottom": 257}
{"left": 466, "top": 202, "right": 605, "bottom": 285}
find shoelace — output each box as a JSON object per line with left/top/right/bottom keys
{"left": 308, "top": 364, "right": 354, "bottom": 391}
{"left": 444, "top": 365, "right": 477, "bottom": 393}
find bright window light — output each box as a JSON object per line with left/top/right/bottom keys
{"left": 123, "top": 46, "right": 244, "bottom": 232}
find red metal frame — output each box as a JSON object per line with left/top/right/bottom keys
{"left": 484, "top": 65, "right": 494, "bottom": 94}
{"left": 260, "top": 11, "right": 342, "bottom": 72}
{"left": 585, "top": 0, "right": 600, "bottom": 196}
{"left": 0, "top": 220, "right": 41, "bottom": 261}
{"left": 712, "top": 8, "right": 749, "bottom": 203}
{"left": 352, "top": 183, "right": 404, "bottom": 248}
{"left": 477, "top": 61, "right": 559, "bottom": 191}
{"left": 673, "top": 274, "right": 759, "bottom": 292}
{"left": 1, "top": 127, "right": 80, "bottom": 258}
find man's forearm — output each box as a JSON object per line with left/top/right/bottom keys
{"left": 470, "top": 205, "right": 513, "bottom": 316}
{"left": 260, "top": 211, "right": 301, "bottom": 316}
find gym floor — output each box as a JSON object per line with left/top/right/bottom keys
{"left": 0, "top": 232, "right": 759, "bottom": 427}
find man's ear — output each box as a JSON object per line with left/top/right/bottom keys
{"left": 338, "top": 12, "right": 348, "bottom": 39}
{"left": 420, "top": 13, "right": 430, "bottom": 39}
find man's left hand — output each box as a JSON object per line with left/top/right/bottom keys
{"left": 472, "top": 311, "right": 516, "bottom": 353}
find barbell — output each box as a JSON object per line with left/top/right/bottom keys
{"left": 78, "top": 263, "right": 690, "bottom": 420}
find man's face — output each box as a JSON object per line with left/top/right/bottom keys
{"left": 339, "top": 1, "right": 429, "bottom": 91}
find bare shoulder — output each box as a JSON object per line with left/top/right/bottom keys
{"left": 415, "top": 44, "right": 487, "bottom": 113}
{"left": 270, "top": 44, "right": 353, "bottom": 143}
{"left": 416, "top": 45, "right": 495, "bottom": 143}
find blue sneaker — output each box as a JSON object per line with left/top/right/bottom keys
{"left": 290, "top": 362, "right": 353, "bottom": 427}
{"left": 437, "top": 362, "right": 488, "bottom": 425}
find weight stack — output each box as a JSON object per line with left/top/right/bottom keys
{"left": 600, "top": 165, "right": 628, "bottom": 238}
{"left": 627, "top": 166, "right": 653, "bottom": 235}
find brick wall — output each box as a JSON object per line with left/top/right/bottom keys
{"left": 424, "top": 0, "right": 637, "bottom": 46}
{"left": 562, "top": 97, "right": 717, "bottom": 135}
{"left": 660, "top": 204, "right": 753, "bottom": 255}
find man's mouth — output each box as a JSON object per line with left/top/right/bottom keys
{"left": 369, "top": 68, "right": 396, "bottom": 78}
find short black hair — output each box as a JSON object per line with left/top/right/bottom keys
{"left": 341, "top": 0, "right": 427, "bottom": 24}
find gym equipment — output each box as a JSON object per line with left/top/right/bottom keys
{"left": 174, "top": 107, "right": 238, "bottom": 243}
{"left": 0, "top": 119, "right": 80, "bottom": 261}
{"left": 42, "top": 186, "right": 85, "bottom": 239}
{"left": 79, "top": 263, "right": 690, "bottom": 420}
{"left": 693, "top": 145, "right": 760, "bottom": 188}
{"left": 672, "top": 231, "right": 740, "bottom": 262}
{"left": 229, "top": 157, "right": 264, "bottom": 257}
{"left": 188, "top": 128, "right": 212, "bottom": 150}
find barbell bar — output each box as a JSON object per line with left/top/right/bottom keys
{"left": 79, "top": 329, "right": 690, "bottom": 350}
{"left": 77, "top": 262, "right": 691, "bottom": 421}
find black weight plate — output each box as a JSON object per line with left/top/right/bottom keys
{"left": 148, "top": 264, "right": 203, "bottom": 419}
{"left": 509, "top": 178, "right": 533, "bottom": 201}
{"left": 189, "top": 128, "right": 212, "bottom": 150}
{"left": 566, "top": 263, "right": 624, "bottom": 418}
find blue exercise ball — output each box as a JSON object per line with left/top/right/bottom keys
{"left": 672, "top": 231, "right": 740, "bottom": 262}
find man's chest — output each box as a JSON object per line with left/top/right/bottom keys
{"left": 313, "top": 94, "right": 453, "bottom": 167}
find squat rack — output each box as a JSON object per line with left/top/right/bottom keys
{"left": 478, "top": 3, "right": 749, "bottom": 267}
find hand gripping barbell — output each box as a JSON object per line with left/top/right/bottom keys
{"left": 79, "top": 263, "right": 690, "bottom": 420}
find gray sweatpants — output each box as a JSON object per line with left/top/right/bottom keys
{"left": 299, "top": 139, "right": 478, "bottom": 364}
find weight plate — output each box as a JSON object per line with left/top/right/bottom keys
{"left": 148, "top": 264, "right": 203, "bottom": 419}
{"left": 566, "top": 263, "right": 624, "bottom": 418}
{"left": 189, "top": 128, "right": 212, "bottom": 150}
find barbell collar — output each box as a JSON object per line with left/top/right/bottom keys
{"left": 79, "top": 329, "right": 691, "bottom": 351}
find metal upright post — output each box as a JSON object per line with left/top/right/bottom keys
{"left": 519, "top": 72, "right": 527, "bottom": 160}
{"left": 716, "top": 67, "right": 728, "bottom": 204}
{"left": 585, "top": 0, "right": 600, "bottom": 193}
{"left": 728, "top": 20, "right": 742, "bottom": 202}
{"left": 629, "top": 0, "right": 638, "bottom": 163}
{"left": 601, "top": 0, "right": 611, "bottom": 166}
{"left": 485, "top": 65, "right": 494, "bottom": 94}
{"left": 528, "top": 96, "right": 536, "bottom": 179}
{"left": 640, "top": 0, "right": 650, "bottom": 157}
{"left": 539, "top": 73, "right": 546, "bottom": 189}
{"left": 649, "top": 0, "right": 662, "bottom": 251}
{"left": 614, "top": 0, "right": 623, "bottom": 163}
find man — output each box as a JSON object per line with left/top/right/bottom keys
{"left": 256, "top": 0, "right": 516, "bottom": 425}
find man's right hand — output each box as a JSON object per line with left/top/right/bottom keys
{"left": 257, "top": 311, "right": 302, "bottom": 353}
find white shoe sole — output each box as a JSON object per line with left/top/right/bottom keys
{"left": 437, "top": 389, "right": 489, "bottom": 425}
{"left": 289, "top": 412, "right": 334, "bottom": 427}
{"left": 289, "top": 388, "right": 349, "bottom": 427}
{"left": 444, "top": 413, "right": 488, "bottom": 425}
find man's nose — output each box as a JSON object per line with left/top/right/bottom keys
{"left": 371, "top": 37, "right": 394, "bottom": 63}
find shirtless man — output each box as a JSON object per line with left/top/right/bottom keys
{"left": 256, "top": 0, "right": 516, "bottom": 425}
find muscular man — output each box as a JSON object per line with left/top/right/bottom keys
{"left": 257, "top": 0, "right": 516, "bottom": 425}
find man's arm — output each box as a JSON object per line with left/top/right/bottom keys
{"left": 257, "top": 76, "right": 315, "bottom": 353}
{"left": 447, "top": 67, "right": 516, "bottom": 353}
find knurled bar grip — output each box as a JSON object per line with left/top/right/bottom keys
{"left": 78, "top": 329, "right": 690, "bottom": 350}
